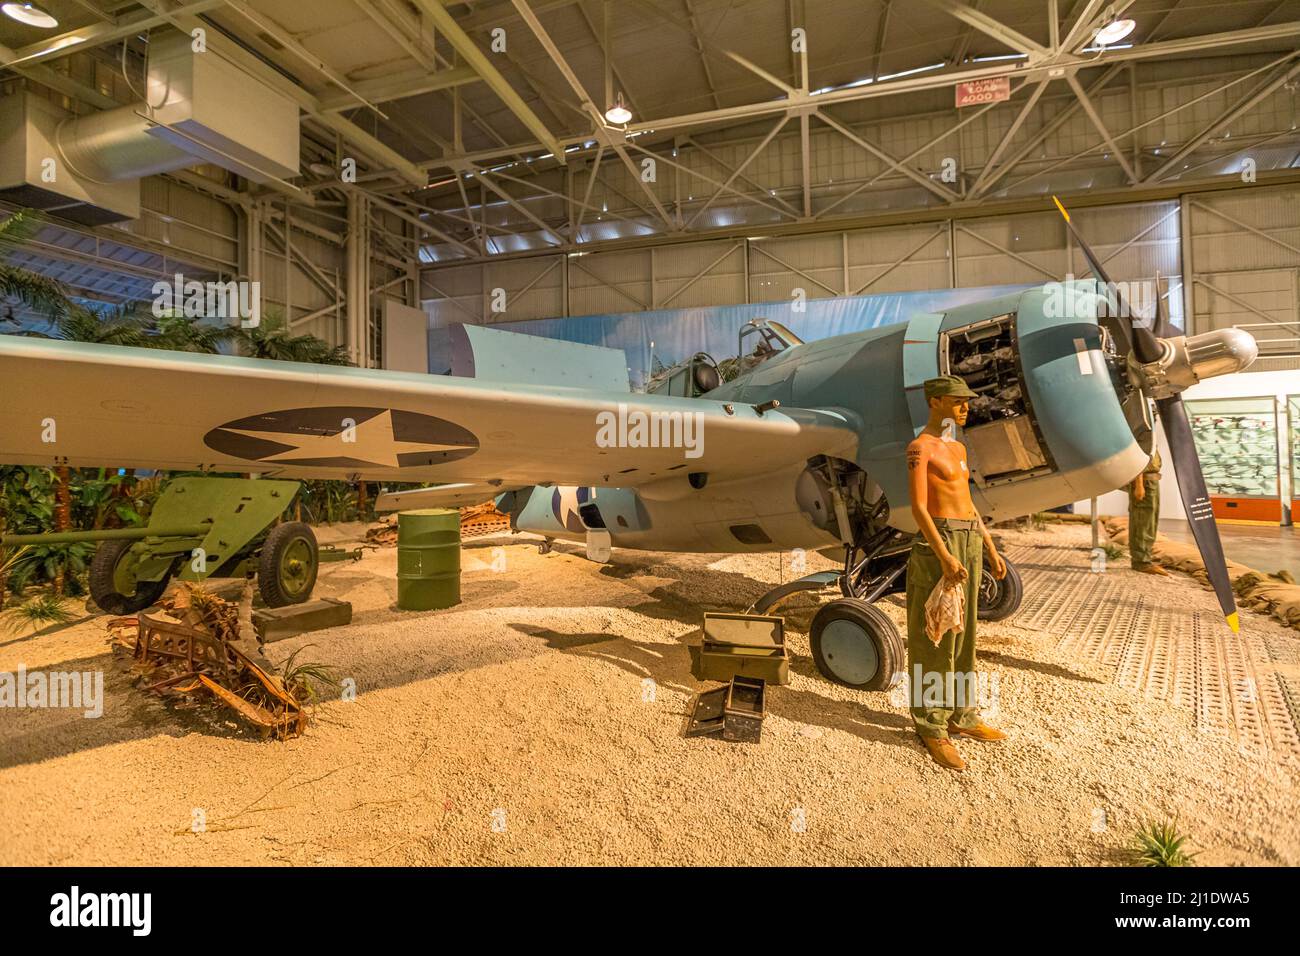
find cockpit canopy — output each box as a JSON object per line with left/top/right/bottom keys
{"left": 644, "top": 319, "right": 803, "bottom": 398}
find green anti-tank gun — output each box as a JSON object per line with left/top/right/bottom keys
{"left": 1, "top": 477, "right": 355, "bottom": 614}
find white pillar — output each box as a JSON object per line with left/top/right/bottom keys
{"left": 346, "top": 192, "right": 371, "bottom": 367}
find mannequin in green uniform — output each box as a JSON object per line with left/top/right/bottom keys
{"left": 1128, "top": 449, "right": 1166, "bottom": 575}
{"left": 904, "top": 375, "right": 1008, "bottom": 772}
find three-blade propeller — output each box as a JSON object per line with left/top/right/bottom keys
{"left": 1052, "top": 196, "right": 1240, "bottom": 634}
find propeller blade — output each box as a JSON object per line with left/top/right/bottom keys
{"left": 1156, "top": 396, "right": 1241, "bottom": 633}
{"left": 1052, "top": 196, "right": 1163, "bottom": 364}
{"left": 1153, "top": 272, "right": 1175, "bottom": 339}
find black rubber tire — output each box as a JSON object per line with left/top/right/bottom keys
{"left": 810, "top": 598, "right": 903, "bottom": 691}
{"left": 89, "top": 539, "right": 170, "bottom": 615}
{"left": 258, "top": 522, "right": 318, "bottom": 608}
{"left": 977, "top": 556, "right": 1023, "bottom": 621}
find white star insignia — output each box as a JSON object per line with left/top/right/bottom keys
{"left": 226, "top": 409, "right": 473, "bottom": 468}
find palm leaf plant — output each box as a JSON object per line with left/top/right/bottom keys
{"left": 235, "top": 310, "right": 352, "bottom": 365}
{"left": 144, "top": 311, "right": 238, "bottom": 353}
{"left": 0, "top": 210, "right": 78, "bottom": 324}
{"left": 51, "top": 302, "right": 147, "bottom": 346}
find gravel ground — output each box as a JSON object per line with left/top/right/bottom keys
{"left": 1, "top": 523, "right": 1297, "bottom": 866}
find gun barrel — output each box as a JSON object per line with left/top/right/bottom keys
{"left": 1, "top": 524, "right": 211, "bottom": 546}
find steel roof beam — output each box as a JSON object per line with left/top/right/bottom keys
{"left": 471, "top": 174, "right": 566, "bottom": 246}
{"left": 1058, "top": 0, "right": 1107, "bottom": 54}
{"left": 1142, "top": 57, "right": 1300, "bottom": 183}
{"left": 1, "top": 0, "right": 227, "bottom": 70}
{"left": 919, "top": 0, "right": 1050, "bottom": 60}
{"left": 410, "top": 0, "right": 566, "bottom": 163}
{"left": 969, "top": 78, "right": 1052, "bottom": 197}
{"left": 1066, "top": 72, "right": 1137, "bottom": 183}
{"left": 1000, "top": 53, "right": 1296, "bottom": 195}
{"left": 509, "top": 0, "right": 675, "bottom": 230}
{"left": 684, "top": 116, "right": 789, "bottom": 229}
{"left": 407, "top": 19, "right": 1300, "bottom": 174}
{"left": 816, "top": 110, "right": 959, "bottom": 203}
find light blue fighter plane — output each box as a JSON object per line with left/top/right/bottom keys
{"left": 0, "top": 200, "right": 1256, "bottom": 689}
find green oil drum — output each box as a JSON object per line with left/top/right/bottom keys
{"left": 396, "top": 509, "right": 461, "bottom": 610}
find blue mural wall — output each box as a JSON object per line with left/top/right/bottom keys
{"left": 428, "top": 282, "right": 1039, "bottom": 389}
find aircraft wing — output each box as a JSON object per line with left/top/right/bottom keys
{"left": 0, "top": 337, "right": 859, "bottom": 488}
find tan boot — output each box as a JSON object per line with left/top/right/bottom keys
{"left": 948, "top": 720, "right": 1008, "bottom": 742}
{"left": 1134, "top": 563, "right": 1169, "bottom": 576}
{"left": 920, "top": 734, "right": 965, "bottom": 771}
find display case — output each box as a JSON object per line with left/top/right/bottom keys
{"left": 1288, "top": 396, "right": 1300, "bottom": 520}
{"left": 1185, "top": 396, "right": 1282, "bottom": 523}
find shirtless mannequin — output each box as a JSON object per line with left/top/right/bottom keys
{"left": 904, "top": 375, "right": 1007, "bottom": 771}
{"left": 907, "top": 393, "right": 1006, "bottom": 585}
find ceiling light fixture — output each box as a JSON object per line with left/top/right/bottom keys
{"left": 1, "top": 2, "right": 58, "bottom": 28}
{"left": 1094, "top": 16, "right": 1136, "bottom": 46}
{"left": 604, "top": 92, "right": 632, "bottom": 126}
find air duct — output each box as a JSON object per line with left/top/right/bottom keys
{"left": 0, "top": 29, "right": 300, "bottom": 223}
{"left": 56, "top": 105, "right": 194, "bottom": 184}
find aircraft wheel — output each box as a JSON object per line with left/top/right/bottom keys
{"left": 89, "top": 540, "right": 171, "bottom": 615}
{"left": 977, "top": 556, "right": 1022, "bottom": 621}
{"left": 810, "top": 598, "right": 903, "bottom": 690}
{"left": 538, "top": 539, "right": 554, "bottom": 555}
{"left": 259, "top": 522, "right": 318, "bottom": 608}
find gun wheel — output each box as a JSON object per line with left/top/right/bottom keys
{"left": 259, "top": 522, "right": 318, "bottom": 608}
{"left": 89, "top": 539, "right": 171, "bottom": 615}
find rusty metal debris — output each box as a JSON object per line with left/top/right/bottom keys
{"left": 365, "top": 500, "right": 510, "bottom": 546}
{"left": 107, "top": 581, "right": 311, "bottom": 739}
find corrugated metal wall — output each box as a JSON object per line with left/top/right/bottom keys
{"left": 1187, "top": 184, "right": 1300, "bottom": 353}
{"left": 422, "top": 198, "right": 1186, "bottom": 329}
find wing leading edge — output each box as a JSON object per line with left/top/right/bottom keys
{"left": 0, "top": 337, "right": 859, "bottom": 488}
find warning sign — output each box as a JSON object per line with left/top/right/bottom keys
{"left": 955, "top": 77, "right": 1011, "bottom": 108}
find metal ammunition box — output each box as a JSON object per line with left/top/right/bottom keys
{"left": 253, "top": 597, "right": 352, "bottom": 643}
{"left": 723, "top": 676, "right": 766, "bottom": 743}
{"left": 697, "top": 612, "right": 789, "bottom": 685}
{"left": 685, "top": 685, "right": 728, "bottom": 737}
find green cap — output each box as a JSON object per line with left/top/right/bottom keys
{"left": 923, "top": 374, "right": 977, "bottom": 400}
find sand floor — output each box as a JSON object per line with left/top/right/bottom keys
{"left": 1, "top": 523, "right": 1297, "bottom": 866}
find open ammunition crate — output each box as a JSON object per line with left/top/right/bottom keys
{"left": 685, "top": 675, "right": 767, "bottom": 743}
{"left": 723, "top": 675, "right": 766, "bottom": 743}
{"left": 696, "top": 611, "right": 789, "bottom": 685}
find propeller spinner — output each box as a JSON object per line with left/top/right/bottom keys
{"left": 1051, "top": 196, "right": 1259, "bottom": 634}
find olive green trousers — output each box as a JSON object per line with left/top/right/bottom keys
{"left": 906, "top": 523, "right": 983, "bottom": 739}
{"left": 1128, "top": 480, "right": 1160, "bottom": 567}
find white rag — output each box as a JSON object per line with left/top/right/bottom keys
{"left": 924, "top": 576, "right": 966, "bottom": 646}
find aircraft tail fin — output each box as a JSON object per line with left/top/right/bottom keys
{"left": 449, "top": 323, "right": 630, "bottom": 392}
